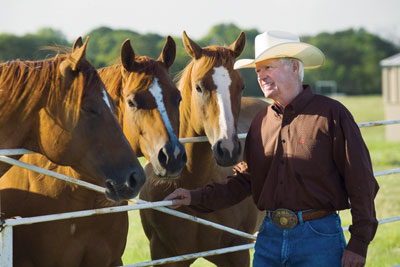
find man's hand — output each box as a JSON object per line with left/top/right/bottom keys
{"left": 341, "top": 249, "right": 366, "bottom": 267}
{"left": 164, "top": 188, "right": 191, "bottom": 209}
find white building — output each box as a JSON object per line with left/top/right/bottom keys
{"left": 380, "top": 53, "right": 400, "bottom": 141}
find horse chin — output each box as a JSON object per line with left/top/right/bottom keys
{"left": 215, "top": 156, "right": 240, "bottom": 167}
{"left": 104, "top": 181, "right": 140, "bottom": 203}
{"left": 154, "top": 167, "right": 182, "bottom": 180}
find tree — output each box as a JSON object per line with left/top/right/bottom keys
{"left": 0, "top": 28, "right": 69, "bottom": 61}
{"left": 1, "top": 25, "right": 398, "bottom": 96}
{"left": 302, "top": 28, "right": 399, "bottom": 95}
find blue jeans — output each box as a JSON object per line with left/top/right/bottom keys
{"left": 253, "top": 213, "right": 346, "bottom": 267}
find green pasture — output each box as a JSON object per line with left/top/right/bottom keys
{"left": 122, "top": 95, "right": 400, "bottom": 267}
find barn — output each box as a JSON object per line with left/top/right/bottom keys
{"left": 380, "top": 53, "right": 400, "bottom": 141}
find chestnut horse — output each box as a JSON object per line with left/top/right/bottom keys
{"left": 0, "top": 36, "right": 186, "bottom": 266}
{"left": 0, "top": 38, "right": 145, "bottom": 202}
{"left": 98, "top": 37, "right": 186, "bottom": 177}
{"left": 139, "top": 32, "right": 268, "bottom": 266}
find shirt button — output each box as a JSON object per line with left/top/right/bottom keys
{"left": 280, "top": 181, "right": 283, "bottom": 184}
{"left": 282, "top": 139, "right": 286, "bottom": 143}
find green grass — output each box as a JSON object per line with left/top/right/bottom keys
{"left": 122, "top": 95, "right": 400, "bottom": 267}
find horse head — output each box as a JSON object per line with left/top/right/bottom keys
{"left": 180, "top": 31, "right": 246, "bottom": 167}
{"left": 104, "top": 36, "right": 186, "bottom": 178}
{"left": 38, "top": 37, "right": 145, "bottom": 202}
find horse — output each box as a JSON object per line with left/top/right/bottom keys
{"left": 0, "top": 36, "right": 186, "bottom": 267}
{"left": 0, "top": 37, "right": 145, "bottom": 202}
{"left": 139, "top": 32, "right": 268, "bottom": 267}
{"left": 98, "top": 37, "right": 186, "bottom": 177}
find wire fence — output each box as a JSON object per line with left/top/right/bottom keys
{"left": 1, "top": 119, "right": 400, "bottom": 267}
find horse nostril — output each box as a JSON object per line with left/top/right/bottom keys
{"left": 216, "top": 140, "right": 224, "bottom": 156}
{"left": 126, "top": 172, "right": 137, "bottom": 189}
{"left": 158, "top": 146, "right": 168, "bottom": 167}
{"left": 181, "top": 151, "right": 187, "bottom": 163}
{"left": 105, "top": 179, "right": 114, "bottom": 189}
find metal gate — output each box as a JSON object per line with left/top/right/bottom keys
{"left": 1, "top": 119, "right": 400, "bottom": 267}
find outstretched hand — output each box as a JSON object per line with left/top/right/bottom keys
{"left": 342, "top": 249, "right": 366, "bottom": 267}
{"left": 164, "top": 188, "right": 191, "bottom": 209}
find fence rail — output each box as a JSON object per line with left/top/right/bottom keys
{"left": 1, "top": 119, "right": 400, "bottom": 267}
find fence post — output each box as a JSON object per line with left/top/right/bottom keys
{"left": 0, "top": 224, "right": 13, "bottom": 267}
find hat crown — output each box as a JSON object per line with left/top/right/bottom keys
{"left": 255, "top": 31, "right": 300, "bottom": 58}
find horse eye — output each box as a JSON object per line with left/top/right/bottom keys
{"left": 127, "top": 99, "right": 137, "bottom": 108}
{"left": 195, "top": 85, "right": 202, "bottom": 93}
{"left": 82, "top": 104, "right": 99, "bottom": 115}
{"left": 176, "top": 95, "right": 182, "bottom": 105}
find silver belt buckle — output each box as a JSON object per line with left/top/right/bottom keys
{"left": 271, "top": 209, "right": 298, "bottom": 230}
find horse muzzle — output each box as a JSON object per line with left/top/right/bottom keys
{"left": 212, "top": 138, "right": 241, "bottom": 167}
{"left": 104, "top": 167, "right": 146, "bottom": 203}
{"left": 152, "top": 141, "right": 187, "bottom": 178}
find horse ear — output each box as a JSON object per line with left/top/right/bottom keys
{"left": 121, "top": 39, "right": 140, "bottom": 71}
{"left": 60, "top": 36, "right": 88, "bottom": 75}
{"left": 70, "top": 37, "right": 88, "bottom": 71}
{"left": 158, "top": 36, "right": 176, "bottom": 71}
{"left": 72, "top": 36, "right": 84, "bottom": 51}
{"left": 183, "top": 31, "right": 202, "bottom": 59}
{"left": 229, "top": 32, "right": 246, "bottom": 58}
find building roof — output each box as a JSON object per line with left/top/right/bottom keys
{"left": 380, "top": 53, "right": 400, "bottom": 67}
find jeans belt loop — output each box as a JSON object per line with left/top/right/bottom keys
{"left": 297, "top": 211, "right": 304, "bottom": 225}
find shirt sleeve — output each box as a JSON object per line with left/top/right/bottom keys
{"left": 189, "top": 161, "right": 253, "bottom": 212}
{"left": 332, "top": 107, "right": 379, "bottom": 257}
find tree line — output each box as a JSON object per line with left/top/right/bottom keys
{"left": 0, "top": 24, "right": 399, "bottom": 96}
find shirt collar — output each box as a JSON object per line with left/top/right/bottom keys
{"left": 271, "top": 85, "right": 314, "bottom": 115}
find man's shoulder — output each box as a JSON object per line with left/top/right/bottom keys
{"left": 312, "top": 94, "right": 349, "bottom": 111}
{"left": 311, "top": 94, "right": 355, "bottom": 121}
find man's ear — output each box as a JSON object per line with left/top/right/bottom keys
{"left": 292, "top": 59, "right": 300, "bottom": 73}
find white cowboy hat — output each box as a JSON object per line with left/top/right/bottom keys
{"left": 234, "top": 30, "right": 325, "bottom": 70}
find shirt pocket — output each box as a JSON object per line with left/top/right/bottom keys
{"left": 293, "top": 139, "right": 324, "bottom": 175}
{"left": 294, "top": 138, "right": 321, "bottom": 160}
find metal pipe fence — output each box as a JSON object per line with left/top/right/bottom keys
{"left": 1, "top": 119, "right": 400, "bottom": 267}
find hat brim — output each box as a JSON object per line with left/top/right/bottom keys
{"left": 234, "top": 42, "right": 325, "bottom": 70}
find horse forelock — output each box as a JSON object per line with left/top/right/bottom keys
{"left": 176, "top": 46, "right": 236, "bottom": 97}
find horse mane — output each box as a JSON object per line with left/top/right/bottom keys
{"left": 0, "top": 54, "right": 86, "bottom": 127}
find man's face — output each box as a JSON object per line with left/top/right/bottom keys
{"left": 255, "top": 58, "right": 297, "bottom": 100}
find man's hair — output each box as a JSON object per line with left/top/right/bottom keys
{"left": 280, "top": 58, "right": 304, "bottom": 82}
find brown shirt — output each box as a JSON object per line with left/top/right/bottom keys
{"left": 190, "top": 85, "right": 379, "bottom": 257}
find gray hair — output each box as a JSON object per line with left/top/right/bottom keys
{"left": 280, "top": 58, "right": 304, "bottom": 81}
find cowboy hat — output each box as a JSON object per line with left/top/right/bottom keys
{"left": 234, "top": 30, "right": 325, "bottom": 70}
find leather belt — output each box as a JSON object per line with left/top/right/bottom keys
{"left": 266, "top": 209, "right": 336, "bottom": 230}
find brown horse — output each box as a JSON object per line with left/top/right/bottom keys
{"left": 0, "top": 36, "right": 185, "bottom": 266}
{"left": 0, "top": 38, "right": 145, "bottom": 202}
{"left": 98, "top": 36, "right": 186, "bottom": 177}
{"left": 139, "top": 32, "right": 268, "bottom": 266}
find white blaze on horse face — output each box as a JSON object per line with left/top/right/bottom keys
{"left": 102, "top": 88, "right": 112, "bottom": 112}
{"left": 149, "top": 78, "right": 180, "bottom": 158}
{"left": 212, "top": 66, "right": 235, "bottom": 156}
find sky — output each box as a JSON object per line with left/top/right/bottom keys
{"left": 1, "top": 0, "right": 400, "bottom": 44}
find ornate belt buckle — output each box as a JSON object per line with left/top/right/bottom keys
{"left": 271, "top": 209, "right": 298, "bottom": 230}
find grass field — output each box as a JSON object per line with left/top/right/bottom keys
{"left": 122, "top": 95, "right": 400, "bottom": 267}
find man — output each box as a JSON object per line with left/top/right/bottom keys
{"left": 165, "top": 30, "right": 379, "bottom": 267}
